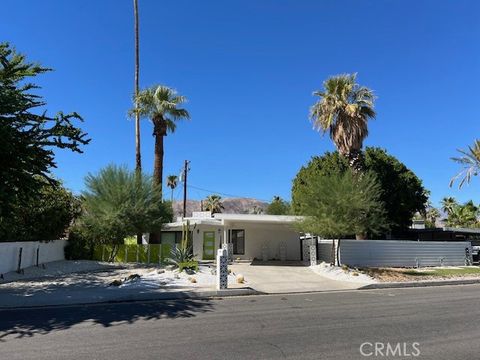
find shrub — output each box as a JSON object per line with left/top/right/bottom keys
{"left": 179, "top": 261, "right": 199, "bottom": 272}
{"left": 64, "top": 227, "right": 94, "bottom": 260}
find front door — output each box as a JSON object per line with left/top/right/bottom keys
{"left": 203, "top": 231, "right": 215, "bottom": 260}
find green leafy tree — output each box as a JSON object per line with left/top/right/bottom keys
{"left": 309, "top": 73, "right": 375, "bottom": 172}
{"left": 130, "top": 85, "right": 190, "bottom": 194}
{"left": 0, "top": 43, "right": 89, "bottom": 216}
{"left": 292, "top": 147, "right": 429, "bottom": 233}
{"left": 295, "top": 170, "right": 389, "bottom": 239}
{"left": 204, "top": 195, "right": 224, "bottom": 214}
{"left": 266, "top": 196, "right": 290, "bottom": 215}
{"left": 74, "top": 165, "right": 173, "bottom": 260}
{"left": 0, "top": 179, "right": 80, "bottom": 241}
{"left": 450, "top": 139, "right": 480, "bottom": 188}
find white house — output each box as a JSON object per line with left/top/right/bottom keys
{"left": 158, "top": 212, "right": 303, "bottom": 261}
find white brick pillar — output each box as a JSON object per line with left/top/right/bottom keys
{"left": 216, "top": 248, "right": 228, "bottom": 290}
{"left": 222, "top": 228, "right": 233, "bottom": 262}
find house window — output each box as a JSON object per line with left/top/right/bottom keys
{"left": 160, "top": 232, "right": 188, "bottom": 246}
{"left": 231, "top": 229, "right": 245, "bottom": 255}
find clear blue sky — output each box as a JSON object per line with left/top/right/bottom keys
{"left": 2, "top": 0, "right": 479, "bottom": 206}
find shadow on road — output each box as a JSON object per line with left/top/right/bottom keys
{"left": 0, "top": 298, "right": 213, "bottom": 341}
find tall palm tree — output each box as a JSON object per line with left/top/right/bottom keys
{"left": 204, "top": 195, "right": 224, "bottom": 214}
{"left": 133, "top": 0, "right": 142, "bottom": 244}
{"left": 166, "top": 175, "right": 178, "bottom": 202}
{"left": 445, "top": 200, "right": 479, "bottom": 228}
{"left": 441, "top": 197, "right": 458, "bottom": 215}
{"left": 132, "top": 85, "right": 190, "bottom": 195}
{"left": 450, "top": 139, "right": 480, "bottom": 189}
{"left": 133, "top": 0, "right": 141, "bottom": 173}
{"left": 310, "top": 73, "right": 376, "bottom": 172}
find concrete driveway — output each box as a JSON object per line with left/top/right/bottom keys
{"left": 230, "top": 263, "right": 365, "bottom": 293}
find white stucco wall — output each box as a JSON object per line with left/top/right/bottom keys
{"left": 0, "top": 240, "right": 67, "bottom": 274}
{"left": 191, "top": 224, "right": 224, "bottom": 260}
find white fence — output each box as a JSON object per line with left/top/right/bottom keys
{"left": 0, "top": 240, "right": 67, "bottom": 275}
{"left": 336, "top": 240, "right": 473, "bottom": 267}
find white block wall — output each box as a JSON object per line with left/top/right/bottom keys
{"left": 0, "top": 240, "right": 67, "bottom": 274}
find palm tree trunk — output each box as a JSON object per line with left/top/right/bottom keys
{"left": 153, "top": 129, "right": 164, "bottom": 195}
{"left": 133, "top": 0, "right": 142, "bottom": 245}
{"left": 171, "top": 188, "right": 174, "bottom": 203}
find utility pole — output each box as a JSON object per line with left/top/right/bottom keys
{"left": 183, "top": 160, "right": 190, "bottom": 218}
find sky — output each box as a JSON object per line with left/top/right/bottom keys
{"left": 2, "top": 0, "right": 480, "bottom": 206}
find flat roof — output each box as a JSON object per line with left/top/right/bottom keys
{"left": 165, "top": 213, "right": 303, "bottom": 229}
{"left": 213, "top": 213, "right": 302, "bottom": 223}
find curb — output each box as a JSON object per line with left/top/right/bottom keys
{"left": 360, "top": 278, "right": 480, "bottom": 290}
{"left": 0, "top": 288, "right": 260, "bottom": 310}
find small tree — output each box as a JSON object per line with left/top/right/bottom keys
{"left": 167, "top": 175, "right": 179, "bottom": 202}
{"left": 266, "top": 196, "right": 290, "bottom": 215}
{"left": 75, "top": 165, "right": 172, "bottom": 260}
{"left": 295, "top": 170, "right": 389, "bottom": 263}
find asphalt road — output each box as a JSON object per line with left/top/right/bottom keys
{"left": 1, "top": 285, "right": 480, "bottom": 360}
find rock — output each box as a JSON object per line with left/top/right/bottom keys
{"left": 236, "top": 274, "right": 245, "bottom": 284}
{"left": 109, "top": 279, "right": 122, "bottom": 287}
{"left": 127, "top": 273, "right": 140, "bottom": 281}
{"left": 157, "top": 269, "right": 165, "bottom": 274}
{"left": 188, "top": 277, "right": 197, "bottom": 283}
{"left": 185, "top": 268, "right": 195, "bottom": 275}
{"left": 165, "top": 265, "right": 175, "bottom": 271}
{"left": 352, "top": 272, "right": 359, "bottom": 276}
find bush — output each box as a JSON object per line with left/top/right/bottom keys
{"left": 64, "top": 228, "right": 94, "bottom": 260}
{"left": 0, "top": 180, "right": 81, "bottom": 241}
{"left": 179, "top": 261, "right": 199, "bottom": 273}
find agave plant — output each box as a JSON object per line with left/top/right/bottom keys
{"left": 167, "top": 220, "right": 196, "bottom": 271}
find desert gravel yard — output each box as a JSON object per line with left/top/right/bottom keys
{"left": 364, "top": 266, "right": 480, "bottom": 282}
{"left": 0, "top": 260, "right": 241, "bottom": 308}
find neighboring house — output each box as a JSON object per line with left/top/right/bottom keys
{"left": 158, "top": 212, "right": 303, "bottom": 261}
